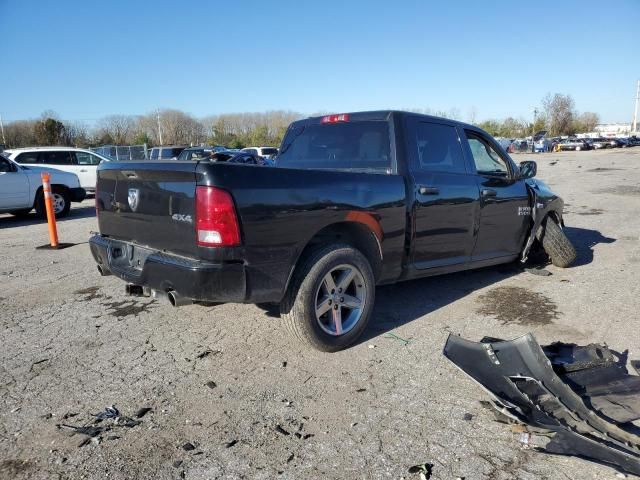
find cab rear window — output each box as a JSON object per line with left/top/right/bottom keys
{"left": 277, "top": 121, "right": 391, "bottom": 172}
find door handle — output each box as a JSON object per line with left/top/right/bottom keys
{"left": 79, "top": 169, "right": 88, "bottom": 172}
{"left": 418, "top": 185, "right": 439, "bottom": 195}
{"left": 481, "top": 188, "right": 497, "bottom": 197}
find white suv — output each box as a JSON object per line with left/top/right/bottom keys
{"left": 0, "top": 153, "right": 86, "bottom": 218}
{"left": 4, "top": 147, "right": 110, "bottom": 192}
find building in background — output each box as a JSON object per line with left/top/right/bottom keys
{"left": 595, "top": 123, "right": 631, "bottom": 137}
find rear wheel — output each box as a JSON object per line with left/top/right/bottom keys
{"left": 541, "top": 217, "right": 577, "bottom": 268}
{"left": 281, "top": 244, "right": 375, "bottom": 352}
{"left": 35, "top": 187, "right": 71, "bottom": 219}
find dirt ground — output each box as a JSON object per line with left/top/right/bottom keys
{"left": 1, "top": 148, "right": 639, "bottom": 480}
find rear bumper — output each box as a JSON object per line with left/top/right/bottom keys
{"left": 89, "top": 235, "right": 247, "bottom": 303}
{"left": 69, "top": 187, "right": 87, "bottom": 203}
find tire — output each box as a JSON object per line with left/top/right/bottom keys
{"left": 281, "top": 243, "right": 375, "bottom": 352}
{"left": 541, "top": 217, "right": 577, "bottom": 268}
{"left": 9, "top": 208, "right": 32, "bottom": 217}
{"left": 35, "top": 187, "right": 71, "bottom": 219}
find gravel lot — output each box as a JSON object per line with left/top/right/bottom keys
{"left": 1, "top": 149, "right": 639, "bottom": 480}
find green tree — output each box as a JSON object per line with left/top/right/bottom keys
{"left": 133, "top": 131, "right": 152, "bottom": 146}
{"left": 34, "top": 117, "right": 66, "bottom": 145}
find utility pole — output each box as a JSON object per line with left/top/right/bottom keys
{"left": 0, "top": 112, "right": 6, "bottom": 145}
{"left": 531, "top": 108, "right": 538, "bottom": 152}
{"left": 633, "top": 80, "right": 639, "bottom": 134}
{"left": 156, "top": 109, "right": 163, "bottom": 145}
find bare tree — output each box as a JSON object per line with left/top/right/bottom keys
{"left": 542, "top": 93, "right": 576, "bottom": 135}
{"left": 3, "top": 119, "right": 38, "bottom": 147}
{"left": 577, "top": 112, "right": 600, "bottom": 132}
{"left": 96, "top": 115, "right": 136, "bottom": 144}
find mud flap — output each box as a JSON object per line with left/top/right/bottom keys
{"left": 443, "top": 334, "right": 640, "bottom": 475}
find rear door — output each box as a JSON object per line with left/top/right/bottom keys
{"left": 462, "top": 129, "right": 529, "bottom": 260}
{"left": 0, "top": 156, "right": 30, "bottom": 208}
{"left": 405, "top": 117, "right": 480, "bottom": 269}
{"left": 39, "top": 151, "right": 76, "bottom": 176}
{"left": 96, "top": 161, "right": 200, "bottom": 257}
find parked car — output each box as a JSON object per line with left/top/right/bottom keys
{"left": 176, "top": 147, "right": 217, "bottom": 161}
{"left": 90, "top": 110, "right": 576, "bottom": 351}
{"left": 587, "top": 138, "right": 609, "bottom": 150}
{"left": 241, "top": 147, "right": 279, "bottom": 159}
{"left": 148, "top": 146, "right": 187, "bottom": 160}
{"left": 209, "top": 151, "right": 270, "bottom": 165}
{"left": 0, "top": 153, "right": 86, "bottom": 218}
{"left": 4, "top": 147, "right": 110, "bottom": 193}
{"left": 557, "top": 138, "right": 591, "bottom": 151}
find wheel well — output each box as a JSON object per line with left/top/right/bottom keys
{"left": 287, "top": 222, "right": 383, "bottom": 293}
{"left": 33, "top": 185, "right": 70, "bottom": 207}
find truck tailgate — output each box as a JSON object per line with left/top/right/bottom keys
{"left": 96, "top": 161, "right": 199, "bottom": 258}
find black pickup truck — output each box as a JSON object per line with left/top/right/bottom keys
{"left": 90, "top": 111, "right": 576, "bottom": 351}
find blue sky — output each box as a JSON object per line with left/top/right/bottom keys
{"left": 1, "top": 0, "right": 638, "bottom": 124}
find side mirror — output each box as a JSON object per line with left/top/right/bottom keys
{"left": 519, "top": 160, "right": 537, "bottom": 179}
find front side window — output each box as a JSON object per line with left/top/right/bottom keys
{"left": 278, "top": 121, "right": 391, "bottom": 172}
{"left": 42, "top": 151, "right": 73, "bottom": 165}
{"left": 465, "top": 132, "right": 509, "bottom": 176}
{"left": 150, "top": 149, "right": 159, "bottom": 160}
{"left": 0, "top": 155, "right": 14, "bottom": 172}
{"left": 414, "top": 122, "right": 467, "bottom": 174}
{"left": 261, "top": 148, "right": 277, "bottom": 156}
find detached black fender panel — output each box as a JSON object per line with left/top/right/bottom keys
{"left": 444, "top": 334, "right": 640, "bottom": 476}
{"left": 521, "top": 179, "right": 565, "bottom": 262}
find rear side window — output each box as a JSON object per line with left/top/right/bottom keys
{"left": 150, "top": 149, "right": 159, "bottom": 160}
{"left": 261, "top": 148, "right": 277, "bottom": 155}
{"left": 14, "top": 152, "right": 40, "bottom": 164}
{"left": 277, "top": 121, "right": 391, "bottom": 172}
{"left": 42, "top": 151, "right": 74, "bottom": 165}
{"left": 414, "top": 122, "right": 467, "bottom": 174}
{"left": 244, "top": 148, "right": 258, "bottom": 155}
{"left": 74, "top": 152, "right": 101, "bottom": 165}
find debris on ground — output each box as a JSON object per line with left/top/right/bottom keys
{"left": 274, "top": 425, "right": 290, "bottom": 436}
{"left": 444, "top": 334, "right": 640, "bottom": 476}
{"left": 408, "top": 462, "right": 433, "bottom": 479}
{"left": 181, "top": 442, "right": 196, "bottom": 451}
{"left": 92, "top": 406, "right": 119, "bottom": 420}
{"left": 383, "top": 332, "right": 410, "bottom": 345}
{"left": 57, "top": 405, "right": 144, "bottom": 447}
{"left": 205, "top": 381, "right": 217, "bottom": 389}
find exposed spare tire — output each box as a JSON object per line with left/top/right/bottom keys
{"left": 541, "top": 217, "right": 577, "bottom": 268}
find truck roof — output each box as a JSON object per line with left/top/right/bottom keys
{"left": 300, "top": 110, "right": 477, "bottom": 130}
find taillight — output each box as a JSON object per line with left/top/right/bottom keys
{"left": 195, "top": 186, "right": 240, "bottom": 247}
{"left": 321, "top": 113, "right": 350, "bottom": 124}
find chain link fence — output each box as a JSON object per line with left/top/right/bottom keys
{"left": 91, "top": 144, "right": 148, "bottom": 161}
